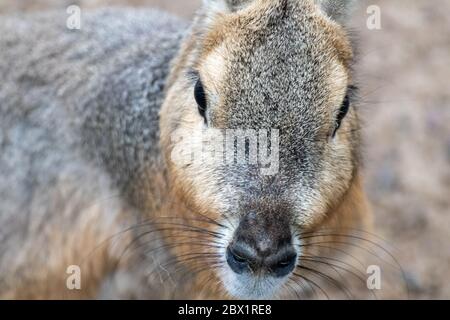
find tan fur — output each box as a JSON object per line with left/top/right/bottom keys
{"left": 158, "top": 0, "right": 372, "bottom": 299}
{"left": 2, "top": 1, "right": 372, "bottom": 299}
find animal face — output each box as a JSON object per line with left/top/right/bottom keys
{"left": 160, "top": 0, "right": 363, "bottom": 299}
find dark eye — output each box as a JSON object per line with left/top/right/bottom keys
{"left": 333, "top": 94, "right": 350, "bottom": 137}
{"left": 194, "top": 79, "right": 207, "bottom": 121}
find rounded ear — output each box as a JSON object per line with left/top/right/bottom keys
{"left": 316, "top": 0, "right": 357, "bottom": 25}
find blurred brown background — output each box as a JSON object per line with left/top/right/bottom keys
{"left": 1, "top": 0, "right": 449, "bottom": 299}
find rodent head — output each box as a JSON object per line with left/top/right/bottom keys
{"left": 160, "top": 0, "right": 364, "bottom": 299}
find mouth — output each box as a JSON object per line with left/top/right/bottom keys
{"left": 219, "top": 248, "right": 299, "bottom": 299}
{"left": 220, "top": 269, "right": 290, "bottom": 299}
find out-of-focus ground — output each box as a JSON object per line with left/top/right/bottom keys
{"left": 1, "top": 0, "right": 449, "bottom": 299}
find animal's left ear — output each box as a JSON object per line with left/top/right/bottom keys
{"left": 315, "top": 0, "right": 357, "bottom": 25}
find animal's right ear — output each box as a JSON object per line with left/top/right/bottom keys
{"left": 203, "top": 0, "right": 254, "bottom": 13}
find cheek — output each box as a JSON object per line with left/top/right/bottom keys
{"left": 289, "top": 146, "right": 354, "bottom": 228}
{"left": 171, "top": 164, "right": 224, "bottom": 212}
{"left": 169, "top": 121, "right": 252, "bottom": 216}
{"left": 314, "top": 146, "right": 355, "bottom": 212}
{"left": 169, "top": 136, "right": 232, "bottom": 217}
{"left": 328, "top": 138, "right": 355, "bottom": 185}
{"left": 290, "top": 183, "right": 328, "bottom": 228}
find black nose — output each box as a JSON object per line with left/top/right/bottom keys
{"left": 227, "top": 212, "right": 297, "bottom": 277}
{"left": 226, "top": 241, "right": 297, "bottom": 278}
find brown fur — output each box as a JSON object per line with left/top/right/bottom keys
{"left": 158, "top": 0, "right": 372, "bottom": 298}
{"left": 1, "top": 1, "right": 371, "bottom": 299}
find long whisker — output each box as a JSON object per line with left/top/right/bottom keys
{"left": 296, "top": 264, "right": 354, "bottom": 299}
{"left": 299, "top": 255, "right": 378, "bottom": 300}
{"left": 125, "top": 230, "right": 223, "bottom": 259}
{"left": 292, "top": 272, "right": 329, "bottom": 300}
{"left": 297, "top": 239, "right": 397, "bottom": 270}
{"left": 301, "top": 255, "right": 367, "bottom": 284}
{"left": 297, "top": 243, "right": 366, "bottom": 270}
{"left": 110, "top": 227, "right": 220, "bottom": 269}
{"left": 295, "top": 227, "right": 399, "bottom": 251}
{"left": 81, "top": 215, "right": 226, "bottom": 265}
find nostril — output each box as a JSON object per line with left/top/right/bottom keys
{"left": 231, "top": 251, "right": 247, "bottom": 264}
{"left": 226, "top": 245, "right": 251, "bottom": 274}
{"left": 278, "top": 259, "right": 293, "bottom": 267}
{"left": 271, "top": 250, "right": 297, "bottom": 278}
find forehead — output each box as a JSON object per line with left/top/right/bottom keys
{"left": 197, "top": 0, "right": 351, "bottom": 129}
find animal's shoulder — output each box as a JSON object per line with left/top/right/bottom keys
{"left": 0, "top": 8, "right": 187, "bottom": 108}
{"left": 0, "top": 9, "right": 188, "bottom": 224}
